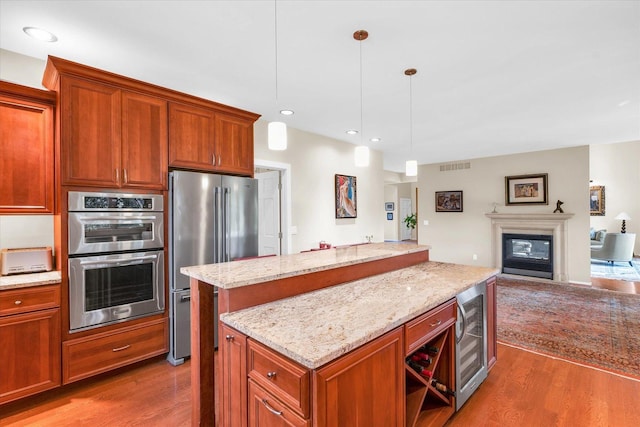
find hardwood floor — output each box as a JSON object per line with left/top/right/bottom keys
{"left": 591, "top": 276, "right": 640, "bottom": 294}
{"left": 2, "top": 344, "right": 639, "bottom": 427}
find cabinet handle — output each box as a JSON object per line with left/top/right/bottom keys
{"left": 212, "top": 154, "right": 216, "bottom": 165}
{"left": 261, "top": 399, "right": 283, "bottom": 416}
{"left": 225, "top": 335, "right": 234, "bottom": 341}
{"left": 123, "top": 168, "right": 128, "bottom": 183}
{"left": 14, "top": 300, "right": 22, "bottom": 305}
{"left": 266, "top": 371, "right": 277, "bottom": 379}
{"left": 217, "top": 155, "right": 221, "bottom": 166}
{"left": 112, "top": 344, "right": 131, "bottom": 352}
{"left": 430, "top": 319, "right": 442, "bottom": 327}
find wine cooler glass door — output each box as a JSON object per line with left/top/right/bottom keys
{"left": 455, "top": 281, "right": 488, "bottom": 410}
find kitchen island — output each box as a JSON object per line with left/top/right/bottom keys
{"left": 181, "top": 242, "right": 498, "bottom": 426}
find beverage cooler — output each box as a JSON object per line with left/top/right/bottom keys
{"left": 455, "top": 280, "right": 488, "bottom": 410}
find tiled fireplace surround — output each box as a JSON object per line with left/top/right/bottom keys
{"left": 486, "top": 213, "right": 574, "bottom": 282}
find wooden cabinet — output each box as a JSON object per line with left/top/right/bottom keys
{"left": 59, "top": 76, "right": 167, "bottom": 190}
{"left": 169, "top": 103, "right": 256, "bottom": 176}
{"left": 314, "top": 327, "right": 405, "bottom": 427}
{"left": 62, "top": 317, "right": 167, "bottom": 384}
{"left": 220, "top": 323, "right": 248, "bottom": 427}
{"left": 0, "top": 285, "right": 61, "bottom": 404}
{"left": 0, "top": 81, "right": 55, "bottom": 214}
{"left": 486, "top": 276, "right": 497, "bottom": 371}
{"left": 248, "top": 380, "right": 310, "bottom": 427}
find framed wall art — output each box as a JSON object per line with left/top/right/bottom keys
{"left": 435, "top": 191, "right": 463, "bottom": 212}
{"left": 335, "top": 174, "right": 357, "bottom": 218}
{"left": 505, "top": 173, "right": 548, "bottom": 205}
{"left": 385, "top": 202, "right": 395, "bottom": 211}
{"left": 387, "top": 212, "right": 393, "bottom": 220}
{"left": 590, "top": 185, "right": 605, "bottom": 216}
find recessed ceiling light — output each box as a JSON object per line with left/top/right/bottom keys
{"left": 346, "top": 130, "right": 359, "bottom": 135}
{"left": 23, "top": 26, "right": 58, "bottom": 42}
{"left": 370, "top": 137, "right": 381, "bottom": 143}
{"left": 280, "top": 109, "right": 294, "bottom": 116}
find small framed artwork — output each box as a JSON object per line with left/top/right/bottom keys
{"left": 335, "top": 174, "right": 357, "bottom": 218}
{"left": 385, "top": 202, "right": 394, "bottom": 211}
{"left": 505, "top": 173, "right": 548, "bottom": 205}
{"left": 435, "top": 191, "right": 463, "bottom": 212}
{"left": 590, "top": 185, "right": 605, "bottom": 216}
{"left": 387, "top": 212, "right": 393, "bottom": 220}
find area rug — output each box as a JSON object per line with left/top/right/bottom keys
{"left": 590, "top": 258, "right": 640, "bottom": 281}
{"left": 497, "top": 276, "right": 640, "bottom": 379}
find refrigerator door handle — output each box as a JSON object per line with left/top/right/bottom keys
{"left": 214, "top": 186, "right": 223, "bottom": 264}
{"left": 223, "top": 187, "right": 230, "bottom": 262}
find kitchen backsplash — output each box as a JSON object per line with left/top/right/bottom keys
{"left": 0, "top": 215, "right": 54, "bottom": 250}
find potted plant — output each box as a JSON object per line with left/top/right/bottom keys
{"left": 403, "top": 213, "right": 417, "bottom": 230}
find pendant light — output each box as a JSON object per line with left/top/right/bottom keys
{"left": 268, "top": 0, "right": 287, "bottom": 150}
{"left": 405, "top": 68, "right": 418, "bottom": 177}
{"left": 353, "top": 30, "right": 369, "bottom": 167}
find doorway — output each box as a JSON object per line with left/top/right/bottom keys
{"left": 400, "top": 197, "right": 413, "bottom": 241}
{"left": 254, "top": 159, "right": 291, "bottom": 255}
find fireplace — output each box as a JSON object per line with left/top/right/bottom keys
{"left": 502, "top": 233, "right": 553, "bottom": 279}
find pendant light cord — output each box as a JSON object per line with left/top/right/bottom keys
{"left": 409, "top": 73, "right": 413, "bottom": 153}
{"left": 359, "top": 33, "right": 363, "bottom": 144}
{"left": 274, "top": 0, "right": 279, "bottom": 101}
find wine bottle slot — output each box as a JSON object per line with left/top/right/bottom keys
{"left": 431, "top": 379, "right": 455, "bottom": 396}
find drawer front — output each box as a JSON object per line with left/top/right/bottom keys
{"left": 63, "top": 318, "right": 168, "bottom": 384}
{"left": 248, "top": 380, "right": 311, "bottom": 427}
{"left": 0, "top": 285, "right": 60, "bottom": 316}
{"left": 248, "top": 339, "right": 310, "bottom": 418}
{"left": 405, "top": 298, "right": 456, "bottom": 355}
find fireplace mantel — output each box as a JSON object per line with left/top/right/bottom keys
{"left": 485, "top": 212, "right": 574, "bottom": 281}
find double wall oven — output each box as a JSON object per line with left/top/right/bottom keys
{"left": 67, "top": 191, "right": 165, "bottom": 332}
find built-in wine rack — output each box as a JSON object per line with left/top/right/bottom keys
{"left": 405, "top": 326, "right": 456, "bottom": 427}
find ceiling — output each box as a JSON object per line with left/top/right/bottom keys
{"left": 1, "top": 1, "right": 638, "bottom": 173}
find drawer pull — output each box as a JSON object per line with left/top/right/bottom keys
{"left": 14, "top": 300, "right": 22, "bottom": 305}
{"left": 430, "top": 319, "right": 442, "bottom": 327}
{"left": 261, "top": 399, "right": 283, "bottom": 416}
{"left": 112, "top": 344, "right": 131, "bottom": 352}
{"left": 266, "top": 371, "right": 277, "bottom": 379}
{"left": 226, "top": 335, "right": 234, "bottom": 341}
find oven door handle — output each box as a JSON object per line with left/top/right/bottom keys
{"left": 78, "top": 254, "right": 159, "bottom": 265}
{"left": 77, "top": 215, "right": 160, "bottom": 221}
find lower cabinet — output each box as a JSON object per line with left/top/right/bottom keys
{"left": 220, "top": 323, "right": 248, "bottom": 427}
{"left": 248, "top": 380, "right": 310, "bottom": 427}
{"left": 62, "top": 317, "right": 168, "bottom": 384}
{"left": 0, "top": 285, "right": 61, "bottom": 404}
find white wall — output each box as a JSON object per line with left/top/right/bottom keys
{"left": 254, "top": 121, "right": 385, "bottom": 253}
{"left": 417, "top": 146, "right": 592, "bottom": 284}
{"left": 589, "top": 140, "right": 640, "bottom": 254}
{"left": 384, "top": 185, "right": 398, "bottom": 241}
{"left": 0, "top": 48, "right": 46, "bottom": 88}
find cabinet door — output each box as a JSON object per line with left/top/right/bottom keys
{"left": 0, "top": 308, "right": 61, "bottom": 404}
{"left": 121, "top": 91, "right": 168, "bottom": 190}
{"left": 220, "top": 323, "right": 248, "bottom": 427}
{"left": 486, "top": 277, "right": 497, "bottom": 370}
{"left": 314, "top": 327, "right": 405, "bottom": 427}
{"left": 168, "top": 102, "right": 216, "bottom": 171}
{"left": 215, "top": 112, "right": 254, "bottom": 176}
{"left": 0, "top": 92, "right": 54, "bottom": 213}
{"left": 248, "top": 380, "right": 310, "bottom": 427}
{"left": 60, "top": 77, "right": 121, "bottom": 187}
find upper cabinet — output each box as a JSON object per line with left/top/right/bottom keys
{"left": 44, "top": 56, "right": 260, "bottom": 189}
{"left": 0, "top": 81, "right": 55, "bottom": 214}
{"left": 57, "top": 76, "right": 168, "bottom": 190}
{"left": 168, "top": 103, "right": 256, "bottom": 176}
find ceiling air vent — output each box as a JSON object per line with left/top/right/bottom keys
{"left": 439, "top": 162, "right": 471, "bottom": 172}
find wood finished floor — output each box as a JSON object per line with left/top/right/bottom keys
{"left": 2, "top": 277, "right": 639, "bottom": 427}
{"left": 2, "top": 344, "right": 639, "bottom": 427}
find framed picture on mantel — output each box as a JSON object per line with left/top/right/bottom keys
{"left": 505, "top": 173, "right": 548, "bottom": 205}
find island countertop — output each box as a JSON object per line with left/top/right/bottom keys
{"left": 180, "top": 241, "right": 430, "bottom": 290}
{"left": 221, "top": 261, "right": 498, "bottom": 369}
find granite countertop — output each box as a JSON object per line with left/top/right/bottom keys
{"left": 0, "top": 271, "right": 62, "bottom": 290}
{"left": 221, "top": 261, "right": 498, "bottom": 369}
{"left": 180, "top": 242, "right": 429, "bottom": 289}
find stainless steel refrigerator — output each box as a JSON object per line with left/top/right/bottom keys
{"left": 168, "top": 170, "right": 258, "bottom": 366}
